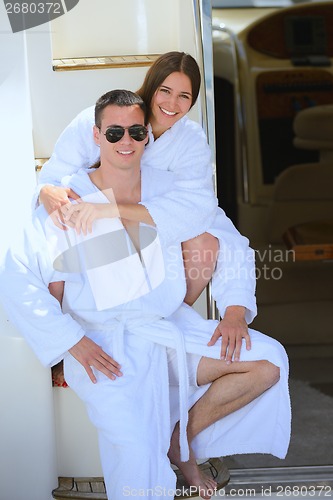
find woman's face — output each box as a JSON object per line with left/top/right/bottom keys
{"left": 150, "top": 71, "right": 193, "bottom": 134}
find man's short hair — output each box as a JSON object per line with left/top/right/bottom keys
{"left": 95, "top": 89, "right": 148, "bottom": 128}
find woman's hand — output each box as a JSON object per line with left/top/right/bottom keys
{"left": 39, "top": 185, "right": 80, "bottom": 229}
{"left": 207, "top": 306, "right": 251, "bottom": 363}
{"left": 63, "top": 202, "right": 119, "bottom": 235}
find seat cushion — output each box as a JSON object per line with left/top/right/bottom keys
{"left": 294, "top": 105, "right": 333, "bottom": 149}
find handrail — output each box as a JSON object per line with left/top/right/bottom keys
{"left": 212, "top": 23, "right": 250, "bottom": 204}
{"left": 193, "top": 0, "right": 219, "bottom": 320}
{"left": 193, "top": 0, "right": 217, "bottom": 191}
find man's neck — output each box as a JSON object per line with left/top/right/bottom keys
{"left": 89, "top": 163, "right": 141, "bottom": 204}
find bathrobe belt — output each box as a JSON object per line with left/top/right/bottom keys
{"left": 72, "top": 313, "right": 190, "bottom": 462}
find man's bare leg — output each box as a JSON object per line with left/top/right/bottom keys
{"left": 168, "top": 358, "right": 280, "bottom": 499}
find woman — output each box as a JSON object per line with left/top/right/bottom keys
{"left": 38, "top": 52, "right": 255, "bottom": 364}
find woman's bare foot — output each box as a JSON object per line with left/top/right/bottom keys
{"left": 168, "top": 423, "right": 217, "bottom": 499}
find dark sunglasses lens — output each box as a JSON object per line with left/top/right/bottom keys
{"left": 105, "top": 127, "right": 124, "bottom": 143}
{"left": 128, "top": 126, "right": 148, "bottom": 141}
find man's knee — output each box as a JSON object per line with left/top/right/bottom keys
{"left": 256, "top": 360, "right": 280, "bottom": 389}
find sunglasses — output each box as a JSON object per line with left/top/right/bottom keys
{"left": 101, "top": 125, "right": 148, "bottom": 143}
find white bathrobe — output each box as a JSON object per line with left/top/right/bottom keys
{"left": 1, "top": 166, "right": 290, "bottom": 499}
{"left": 37, "top": 107, "right": 257, "bottom": 323}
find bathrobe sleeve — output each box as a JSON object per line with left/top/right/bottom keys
{"left": 32, "top": 106, "right": 98, "bottom": 209}
{"left": 0, "top": 216, "right": 85, "bottom": 367}
{"left": 141, "top": 118, "right": 218, "bottom": 245}
{"left": 208, "top": 207, "right": 257, "bottom": 324}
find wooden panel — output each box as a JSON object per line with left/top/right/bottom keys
{"left": 247, "top": 3, "right": 333, "bottom": 58}
{"left": 256, "top": 70, "right": 333, "bottom": 119}
{"left": 283, "top": 220, "right": 333, "bottom": 261}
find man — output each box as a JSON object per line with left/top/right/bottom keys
{"left": 0, "top": 90, "right": 290, "bottom": 500}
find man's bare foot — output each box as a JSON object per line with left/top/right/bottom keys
{"left": 168, "top": 424, "right": 217, "bottom": 499}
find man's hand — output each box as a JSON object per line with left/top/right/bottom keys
{"left": 207, "top": 306, "right": 251, "bottom": 363}
{"left": 69, "top": 336, "right": 123, "bottom": 383}
{"left": 39, "top": 185, "right": 80, "bottom": 229}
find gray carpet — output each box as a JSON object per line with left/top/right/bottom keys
{"left": 224, "top": 378, "right": 333, "bottom": 468}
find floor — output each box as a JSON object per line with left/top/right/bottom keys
{"left": 186, "top": 468, "right": 333, "bottom": 500}
{"left": 224, "top": 351, "right": 333, "bottom": 465}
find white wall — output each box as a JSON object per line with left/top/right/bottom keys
{"left": 0, "top": 4, "right": 58, "bottom": 500}
{"left": 51, "top": 0, "right": 180, "bottom": 58}
{"left": 0, "top": 14, "right": 36, "bottom": 255}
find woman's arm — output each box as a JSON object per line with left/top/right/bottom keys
{"left": 208, "top": 207, "right": 257, "bottom": 324}
{"left": 141, "top": 123, "right": 218, "bottom": 245}
{"left": 60, "top": 201, "right": 153, "bottom": 235}
{"left": 199, "top": 208, "right": 257, "bottom": 363}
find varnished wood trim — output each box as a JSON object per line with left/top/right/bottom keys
{"left": 53, "top": 54, "right": 161, "bottom": 72}
{"left": 35, "top": 158, "right": 49, "bottom": 172}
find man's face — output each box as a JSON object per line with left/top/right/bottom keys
{"left": 94, "top": 104, "right": 147, "bottom": 171}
